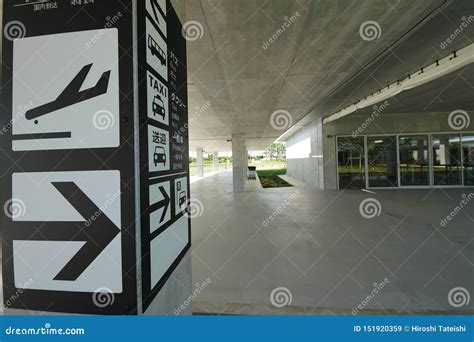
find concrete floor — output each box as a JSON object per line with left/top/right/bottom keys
{"left": 191, "top": 171, "right": 474, "bottom": 315}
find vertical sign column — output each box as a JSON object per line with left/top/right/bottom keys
{"left": 137, "top": 0, "right": 190, "bottom": 312}
{"left": 1, "top": 0, "right": 137, "bottom": 314}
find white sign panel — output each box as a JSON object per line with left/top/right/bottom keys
{"left": 12, "top": 170, "right": 122, "bottom": 293}
{"left": 12, "top": 29, "right": 120, "bottom": 151}
{"left": 149, "top": 181, "right": 171, "bottom": 233}
{"left": 148, "top": 125, "right": 170, "bottom": 172}
{"left": 174, "top": 176, "right": 188, "bottom": 213}
{"left": 146, "top": 0, "right": 167, "bottom": 37}
{"left": 146, "top": 17, "right": 168, "bottom": 82}
{"left": 147, "top": 71, "right": 169, "bottom": 125}
{"left": 150, "top": 215, "right": 188, "bottom": 288}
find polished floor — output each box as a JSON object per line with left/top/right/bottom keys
{"left": 191, "top": 170, "right": 474, "bottom": 315}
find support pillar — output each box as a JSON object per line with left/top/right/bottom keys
{"left": 232, "top": 134, "right": 245, "bottom": 192}
{"left": 212, "top": 152, "right": 219, "bottom": 172}
{"left": 196, "top": 147, "right": 204, "bottom": 177}
{"left": 244, "top": 146, "right": 249, "bottom": 181}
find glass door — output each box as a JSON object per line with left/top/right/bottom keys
{"left": 462, "top": 134, "right": 474, "bottom": 186}
{"left": 337, "top": 137, "right": 365, "bottom": 189}
{"left": 431, "top": 134, "right": 462, "bottom": 186}
{"left": 399, "top": 135, "right": 430, "bottom": 187}
{"left": 367, "top": 136, "right": 398, "bottom": 187}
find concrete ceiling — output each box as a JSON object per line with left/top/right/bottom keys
{"left": 358, "top": 63, "right": 474, "bottom": 116}
{"left": 185, "top": 0, "right": 451, "bottom": 152}
{"left": 283, "top": 0, "right": 474, "bottom": 137}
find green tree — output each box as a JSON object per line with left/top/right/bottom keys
{"left": 264, "top": 143, "right": 286, "bottom": 161}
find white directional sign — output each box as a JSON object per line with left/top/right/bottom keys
{"left": 148, "top": 125, "right": 170, "bottom": 172}
{"left": 149, "top": 181, "right": 171, "bottom": 233}
{"left": 147, "top": 71, "right": 169, "bottom": 125}
{"left": 12, "top": 170, "right": 122, "bottom": 293}
{"left": 12, "top": 29, "right": 120, "bottom": 151}
{"left": 150, "top": 215, "right": 188, "bottom": 289}
{"left": 174, "top": 176, "right": 188, "bottom": 213}
{"left": 146, "top": 0, "right": 167, "bottom": 37}
{"left": 146, "top": 17, "right": 168, "bottom": 82}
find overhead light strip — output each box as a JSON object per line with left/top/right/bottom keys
{"left": 323, "top": 43, "right": 474, "bottom": 124}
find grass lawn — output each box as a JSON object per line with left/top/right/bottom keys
{"left": 256, "top": 168, "right": 293, "bottom": 188}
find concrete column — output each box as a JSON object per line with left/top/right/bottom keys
{"left": 212, "top": 152, "right": 219, "bottom": 172}
{"left": 232, "top": 134, "right": 245, "bottom": 192}
{"left": 244, "top": 146, "right": 249, "bottom": 180}
{"left": 196, "top": 147, "right": 204, "bottom": 177}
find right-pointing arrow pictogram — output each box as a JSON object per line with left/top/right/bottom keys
{"left": 50, "top": 182, "right": 121, "bottom": 281}
{"left": 150, "top": 185, "right": 170, "bottom": 223}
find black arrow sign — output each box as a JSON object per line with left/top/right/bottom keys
{"left": 50, "top": 182, "right": 121, "bottom": 281}
{"left": 149, "top": 185, "right": 170, "bottom": 223}
{"left": 150, "top": 0, "right": 161, "bottom": 24}
{"left": 24, "top": 182, "right": 120, "bottom": 281}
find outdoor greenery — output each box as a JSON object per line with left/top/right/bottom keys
{"left": 263, "top": 143, "right": 286, "bottom": 161}
{"left": 256, "top": 168, "right": 292, "bottom": 188}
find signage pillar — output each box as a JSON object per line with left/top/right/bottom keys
{"left": 1, "top": 0, "right": 191, "bottom": 315}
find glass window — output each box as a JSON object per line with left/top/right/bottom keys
{"left": 432, "top": 134, "right": 462, "bottom": 186}
{"left": 367, "top": 136, "right": 398, "bottom": 187}
{"left": 462, "top": 134, "right": 474, "bottom": 186}
{"left": 399, "top": 135, "right": 430, "bottom": 186}
{"left": 337, "top": 137, "right": 365, "bottom": 189}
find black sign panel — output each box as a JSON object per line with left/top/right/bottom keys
{"left": 137, "top": 0, "right": 191, "bottom": 312}
{"left": 1, "top": 0, "right": 137, "bottom": 314}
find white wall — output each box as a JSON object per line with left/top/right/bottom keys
{"left": 285, "top": 118, "right": 324, "bottom": 189}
